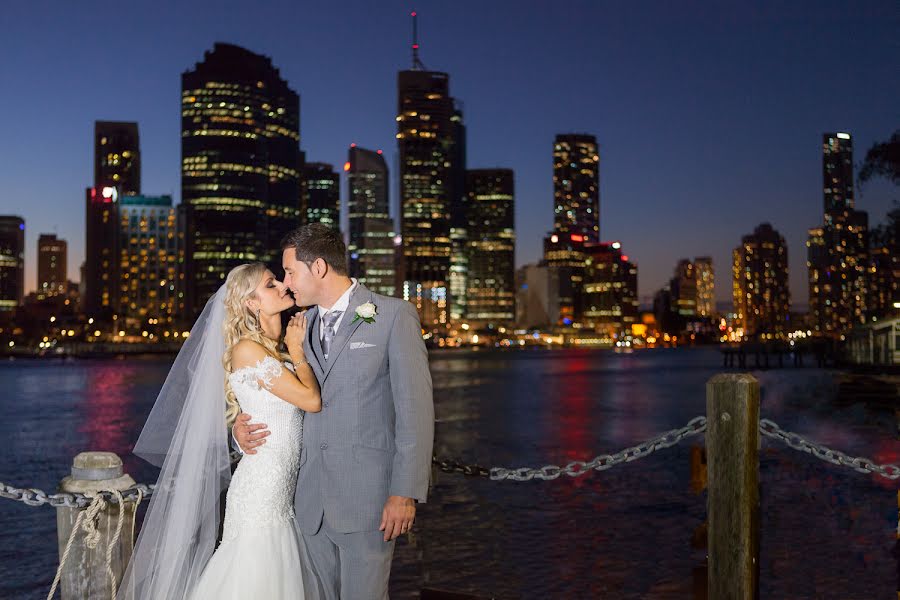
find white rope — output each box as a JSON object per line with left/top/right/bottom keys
{"left": 46, "top": 489, "right": 144, "bottom": 600}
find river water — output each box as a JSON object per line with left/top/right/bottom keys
{"left": 1, "top": 347, "right": 897, "bottom": 598}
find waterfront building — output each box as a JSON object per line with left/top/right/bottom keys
{"left": 0, "top": 216, "right": 25, "bottom": 312}
{"left": 37, "top": 234, "right": 67, "bottom": 299}
{"left": 182, "top": 43, "right": 301, "bottom": 315}
{"left": 465, "top": 169, "right": 515, "bottom": 325}
{"left": 346, "top": 146, "right": 395, "bottom": 296}
{"left": 733, "top": 222, "right": 791, "bottom": 339}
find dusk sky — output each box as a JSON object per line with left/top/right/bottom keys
{"left": 1, "top": 0, "right": 897, "bottom": 307}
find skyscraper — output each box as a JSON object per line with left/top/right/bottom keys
{"left": 0, "top": 217, "right": 25, "bottom": 312}
{"left": 448, "top": 106, "right": 468, "bottom": 323}
{"left": 542, "top": 233, "right": 587, "bottom": 325}
{"left": 37, "top": 234, "right": 67, "bottom": 299}
{"left": 85, "top": 121, "right": 142, "bottom": 320}
{"left": 823, "top": 132, "right": 854, "bottom": 214}
{"left": 117, "top": 195, "right": 183, "bottom": 335}
{"left": 83, "top": 185, "right": 120, "bottom": 319}
{"left": 465, "top": 169, "right": 515, "bottom": 325}
{"left": 182, "top": 43, "right": 301, "bottom": 315}
{"left": 806, "top": 227, "right": 827, "bottom": 334}
{"left": 553, "top": 134, "right": 600, "bottom": 243}
{"left": 732, "top": 223, "right": 791, "bottom": 339}
{"left": 346, "top": 146, "right": 395, "bottom": 296}
{"left": 302, "top": 162, "right": 340, "bottom": 230}
{"left": 694, "top": 257, "right": 714, "bottom": 318}
{"left": 671, "top": 259, "right": 698, "bottom": 318}
{"left": 397, "top": 21, "right": 464, "bottom": 329}
{"left": 95, "top": 121, "right": 141, "bottom": 194}
{"left": 808, "top": 133, "right": 869, "bottom": 336}
{"left": 868, "top": 209, "right": 899, "bottom": 320}
{"left": 582, "top": 241, "right": 638, "bottom": 333}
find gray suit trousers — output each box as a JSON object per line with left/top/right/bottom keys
{"left": 300, "top": 515, "right": 395, "bottom": 600}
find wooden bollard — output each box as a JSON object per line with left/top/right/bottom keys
{"left": 706, "top": 374, "right": 759, "bottom": 600}
{"left": 56, "top": 452, "right": 137, "bottom": 600}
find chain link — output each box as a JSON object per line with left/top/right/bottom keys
{"left": 759, "top": 418, "right": 900, "bottom": 481}
{"left": 4, "top": 419, "right": 896, "bottom": 504}
{"left": 0, "top": 451, "right": 244, "bottom": 508}
{"left": 0, "top": 482, "right": 156, "bottom": 508}
{"left": 488, "top": 416, "right": 708, "bottom": 481}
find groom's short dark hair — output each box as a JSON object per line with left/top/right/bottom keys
{"left": 282, "top": 224, "right": 349, "bottom": 275}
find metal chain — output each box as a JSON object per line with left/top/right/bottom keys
{"left": 489, "top": 416, "right": 708, "bottom": 482}
{"left": 0, "top": 451, "right": 244, "bottom": 508}
{"left": 6, "top": 418, "right": 896, "bottom": 503}
{"left": 0, "top": 482, "right": 155, "bottom": 508}
{"left": 759, "top": 418, "right": 900, "bottom": 481}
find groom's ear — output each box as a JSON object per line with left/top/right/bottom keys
{"left": 313, "top": 258, "right": 328, "bottom": 278}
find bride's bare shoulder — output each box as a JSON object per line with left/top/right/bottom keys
{"left": 230, "top": 339, "right": 271, "bottom": 370}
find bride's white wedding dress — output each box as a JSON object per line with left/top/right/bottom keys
{"left": 189, "top": 355, "right": 306, "bottom": 599}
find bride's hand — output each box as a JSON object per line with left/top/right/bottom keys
{"left": 285, "top": 311, "right": 308, "bottom": 359}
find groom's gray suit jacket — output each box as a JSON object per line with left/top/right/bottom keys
{"left": 295, "top": 283, "right": 434, "bottom": 534}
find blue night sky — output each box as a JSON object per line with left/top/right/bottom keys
{"left": 1, "top": 0, "right": 897, "bottom": 307}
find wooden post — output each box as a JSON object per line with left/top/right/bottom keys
{"left": 56, "top": 452, "right": 137, "bottom": 600}
{"left": 706, "top": 374, "right": 759, "bottom": 600}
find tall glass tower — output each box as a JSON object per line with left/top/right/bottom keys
{"left": 465, "top": 169, "right": 515, "bottom": 325}
{"left": 397, "top": 17, "right": 465, "bottom": 329}
{"left": 808, "top": 133, "right": 869, "bottom": 336}
{"left": 0, "top": 217, "right": 25, "bottom": 313}
{"left": 182, "top": 43, "right": 301, "bottom": 315}
{"left": 95, "top": 121, "right": 141, "bottom": 194}
{"left": 347, "top": 146, "right": 395, "bottom": 296}
{"left": 37, "top": 234, "right": 67, "bottom": 299}
{"left": 553, "top": 134, "right": 600, "bottom": 243}
{"left": 302, "top": 162, "right": 340, "bottom": 230}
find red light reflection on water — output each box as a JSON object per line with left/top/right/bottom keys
{"left": 79, "top": 362, "right": 142, "bottom": 456}
{"left": 553, "top": 354, "right": 592, "bottom": 464}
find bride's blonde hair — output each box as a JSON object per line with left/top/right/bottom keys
{"left": 222, "top": 262, "right": 285, "bottom": 429}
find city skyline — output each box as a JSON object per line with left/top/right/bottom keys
{"left": 2, "top": 1, "right": 897, "bottom": 306}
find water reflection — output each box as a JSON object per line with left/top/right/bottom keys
{"left": 0, "top": 349, "right": 897, "bottom": 598}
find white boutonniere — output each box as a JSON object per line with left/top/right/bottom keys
{"left": 352, "top": 302, "right": 377, "bottom": 324}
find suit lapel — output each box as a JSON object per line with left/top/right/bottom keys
{"left": 304, "top": 307, "right": 325, "bottom": 380}
{"left": 321, "top": 284, "right": 372, "bottom": 381}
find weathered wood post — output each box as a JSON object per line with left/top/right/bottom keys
{"left": 706, "top": 374, "right": 759, "bottom": 600}
{"left": 56, "top": 452, "right": 137, "bottom": 599}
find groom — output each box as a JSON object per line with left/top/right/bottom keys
{"left": 234, "top": 223, "right": 434, "bottom": 599}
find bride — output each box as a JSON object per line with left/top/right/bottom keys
{"left": 117, "top": 262, "right": 321, "bottom": 599}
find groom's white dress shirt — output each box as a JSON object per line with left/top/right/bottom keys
{"left": 316, "top": 278, "right": 358, "bottom": 356}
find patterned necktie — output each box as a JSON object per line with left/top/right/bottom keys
{"left": 321, "top": 310, "right": 343, "bottom": 359}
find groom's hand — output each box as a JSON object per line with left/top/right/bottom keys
{"left": 379, "top": 496, "right": 415, "bottom": 542}
{"left": 233, "top": 413, "right": 269, "bottom": 454}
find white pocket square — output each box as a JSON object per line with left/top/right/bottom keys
{"left": 350, "top": 342, "right": 376, "bottom": 349}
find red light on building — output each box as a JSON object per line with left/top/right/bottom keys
{"left": 350, "top": 142, "right": 356, "bottom": 148}
{"left": 376, "top": 149, "right": 383, "bottom": 155}
{"left": 411, "top": 11, "right": 417, "bottom": 17}
{"left": 343, "top": 162, "right": 351, "bottom": 172}
{"left": 571, "top": 234, "right": 585, "bottom": 242}
{"left": 621, "top": 255, "right": 629, "bottom": 261}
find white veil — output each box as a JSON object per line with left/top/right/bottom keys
{"left": 117, "top": 285, "right": 231, "bottom": 600}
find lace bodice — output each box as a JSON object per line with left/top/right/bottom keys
{"left": 228, "top": 355, "right": 303, "bottom": 450}
{"left": 221, "top": 355, "right": 304, "bottom": 543}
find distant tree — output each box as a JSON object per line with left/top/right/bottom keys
{"left": 858, "top": 130, "right": 900, "bottom": 187}
{"left": 869, "top": 200, "right": 899, "bottom": 245}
